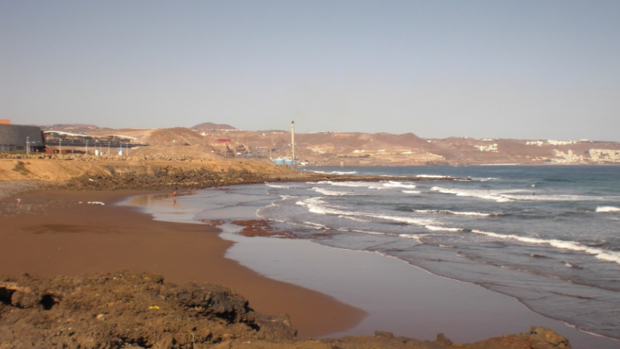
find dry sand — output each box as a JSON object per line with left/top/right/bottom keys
{"left": 0, "top": 188, "right": 364, "bottom": 338}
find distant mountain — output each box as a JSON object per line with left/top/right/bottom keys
{"left": 31, "top": 122, "right": 620, "bottom": 165}
{"left": 39, "top": 124, "right": 106, "bottom": 133}
{"left": 192, "top": 122, "right": 238, "bottom": 132}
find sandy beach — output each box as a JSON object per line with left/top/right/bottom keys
{"left": 2, "top": 184, "right": 620, "bottom": 348}
{"left": 223, "top": 234, "right": 620, "bottom": 349}
{"left": 126, "top": 187, "right": 620, "bottom": 349}
{"left": 0, "top": 187, "right": 364, "bottom": 338}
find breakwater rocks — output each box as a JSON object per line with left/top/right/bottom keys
{"left": 63, "top": 164, "right": 465, "bottom": 191}
{"left": 0, "top": 271, "right": 572, "bottom": 349}
{"left": 64, "top": 166, "right": 278, "bottom": 190}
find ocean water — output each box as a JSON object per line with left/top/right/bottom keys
{"left": 150, "top": 166, "right": 620, "bottom": 341}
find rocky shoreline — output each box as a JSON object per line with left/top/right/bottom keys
{"left": 61, "top": 166, "right": 464, "bottom": 191}
{"left": 0, "top": 271, "right": 571, "bottom": 349}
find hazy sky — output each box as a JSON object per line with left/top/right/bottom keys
{"left": 2, "top": 1, "right": 619, "bottom": 141}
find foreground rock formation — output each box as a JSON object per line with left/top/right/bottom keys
{"left": 0, "top": 271, "right": 571, "bottom": 349}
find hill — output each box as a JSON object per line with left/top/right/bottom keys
{"left": 34, "top": 123, "right": 620, "bottom": 166}
{"left": 192, "top": 122, "right": 238, "bottom": 131}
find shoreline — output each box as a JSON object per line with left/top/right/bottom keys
{"left": 0, "top": 186, "right": 365, "bottom": 338}
{"left": 224, "top": 233, "right": 620, "bottom": 348}
{"left": 2, "top": 182, "right": 619, "bottom": 348}
{"left": 130, "top": 185, "right": 620, "bottom": 349}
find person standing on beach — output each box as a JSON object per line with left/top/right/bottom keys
{"left": 16, "top": 198, "right": 21, "bottom": 206}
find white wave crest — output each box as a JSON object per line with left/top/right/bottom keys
{"left": 347, "top": 229, "right": 390, "bottom": 236}
{"left": 279, "top": 195, "right": 297, "bottom": 200}
{"left": 399, "top": 234, "right": 427, "bottom": 243}
{"left": 296, "top": 197, "right": 348, "bottom": 216}
{"left": 502, "top": 194, "right": 611, "bottom": 202}
{"left": 312, "top": 187, "right": 358, "bottom": 196}
{"left": 371, "top": 214, "right": 437, "bottom": 226}
{"left": 596, "top": 206, "right": 620, "bottom": 213}
{"left": 430, "top": 186, "right": 513, "bottom": 203}
{"left": 471, "top": 230, "right": 620, "bottom": 266}
{"left": 319, "top": 181, "right": 380, "bottom": 189}
{"left": 596, "top": 251, "right": 620, "bottom": 264}
{"left": 301, "top": 221, "right": 327, "bottom": 229}
{"left": 298, "top": 197, "right": 441, "bottom": 227}
{"left": 307, "top": 170, "right": 358, "bottom": 175}
{"left": 425, "top": 225, "right": 464, "bottom": 232}
{"left": 415, "top": 174, "right": 452, "bottom": 179}
{"left": 265, "top": 183, "right": 293, "bottom": 189}
{"left": 402, "top": 190, "right": 422, "bottom": 194}
{"left": 414, "top": 209, "right": 494, "bottom": 217}
{"left": 382, "top": 181, "right": 417, "bottom": 189}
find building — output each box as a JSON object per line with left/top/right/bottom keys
{"left": 0, "top": 124, "right": 45, "bottom": 152}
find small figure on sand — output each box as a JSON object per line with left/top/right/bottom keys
{"left": 16, "top": 198, "right": 21, "bottom": 206}
{"left": 173, "top": 188, "right": 178, "bottom": 198}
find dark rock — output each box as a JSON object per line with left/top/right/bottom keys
{"left": 530, "top": 326, "right": 571, "bottom": 349}
{"left": 375, "top": 330, "right": 394, "bottom": 338}
{"left": 0, "top": 271, "right": 296, "bottom": 348}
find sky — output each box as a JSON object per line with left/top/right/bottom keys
{"left": 2, "top": 1, "right": 620, "bottom": 141}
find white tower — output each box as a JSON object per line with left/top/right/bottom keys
{"left": 291, "top": 121, "right": 295, "bottom": 166}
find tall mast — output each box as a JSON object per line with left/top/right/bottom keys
{"left": 291, "top": 121, "right": 295, "bottom": 166}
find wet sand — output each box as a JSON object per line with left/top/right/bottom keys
{"left": 0, "top": 188, "right": 364, "bottom": 338}
{"left": 127, "top": 188, "right": 620, "bottom": 349}
{"left": 3, "top": 186, "right": 619, "bottom": 348}
{"left": 224, "top": 234, "right": 620, "bottom": 349}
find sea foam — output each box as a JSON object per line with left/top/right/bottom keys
{"left": 471, "top": 229, "right": 620, "bottom": 265}
{"left": 382, "top": 181, "right": 417, "bottom": 189}
{"left": 596, "top": 206, "right": 620, "bottom": 213}
{"left": 312, "top": 187, "right": 359, "bottom": 196}
{"left": 430, "top": 186, "right": 513, "bottom": 202}
{"left": 319, "top": 181, "right": 385, "bottom": 189}
{"left": 265, "top": 183, "right": 294, "bottom": 189}
{"left": 414, "top": 209, "right": 495, "bottom": 217}
{"left": 425, "top": 225, "right": 464, "bottom": 232}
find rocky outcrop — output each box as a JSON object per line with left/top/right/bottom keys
{"left": 322, "top": 327, "right": 571, "bottom": 349}
{"left": 0, "top": 271, "right": 295, "bottom": 349}
{"left": 64, "top": 166, "right": 272, "bottom": 190}
{"left": 0, "top": 271, "right": 573, "bottom": 349}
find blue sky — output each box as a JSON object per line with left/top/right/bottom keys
{"left": 2, "top": 1, "right": 619, "bottom": 141}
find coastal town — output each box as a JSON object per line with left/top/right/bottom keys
{"left": 2, "top": 120, "right": 620, "bottom": 168}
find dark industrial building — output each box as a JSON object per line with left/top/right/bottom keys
{"left": 0, "top": 124, "right": 45, "bottom": 152}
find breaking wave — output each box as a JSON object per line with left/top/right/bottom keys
{"left": 382, "top": 181, "right": 417, "bottom": 189}
{"left": 414, "top": 209, "right": 498, "bottom": 217}
{"left": 596, "top": 206, "right": 620, "bottom": 213}
{"left": 312, "top": 187, "right": 359, "bottom": 196}
{"left": 471, "top": 229, "right": 620, "bottom": 265}
{"left": 265, "top": 183, "right": 294, "bottom": 189}
{"left": 430, "top": 186, "right": 514, "bottom": 202}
